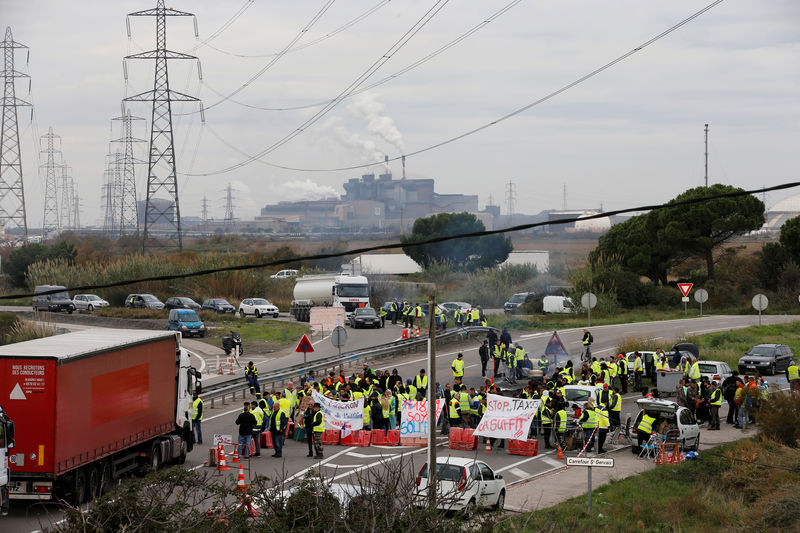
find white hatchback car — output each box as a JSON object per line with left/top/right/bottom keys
{"left": 415, "top": 457, "right": 505, "bottom": 516}
{"left": 238, "top": 298, "right": 279, "bottom": 318}
{"left": 72, "top": 294, "right": 109, "bottom": 311}
{"left": 562, "top": 384, "right": 598, "bottom": 411}
{"left": 697, "top": 360, "right": 733, "bottom": 385}
{"left": 626, "top": 351, "right": 659, "bottom": 372}
{"left": 631, "top": 398, "right": 700, "bottom": 454}
{"left": 270, "top": 269, "right": 298, "bottom": 280}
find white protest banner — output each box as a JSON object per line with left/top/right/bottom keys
{"left": 213, "top": 434, "right": 232, "bottom": 447}
{"left": 473, "top": 394, "right": 540, "bottom": 440}
{"left": 400, "top": 399, "right": 444, "bottom": 438}
{"left": 312, "top": 390, "right": 364, "bottom": 431}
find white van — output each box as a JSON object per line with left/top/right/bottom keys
{"left": 542, "top": 295, "right": 573, "bottom": 314}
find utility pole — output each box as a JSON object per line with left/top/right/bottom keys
{"left": 40, "top": 127, "right": 61, "bottom": 240}
{"left": 124, "top": 1, "right": 202, "bottom": 252}
{"left": 102, "top": 159, "right": 115, "bottom": 234}
{"left": 0, "top": 27, "right": 30, "bottom": 242}
{"left": 201, "top": 195, "right": 208, "bottom": 222}
{"left": 112, "top": 110, "right": 146, "bottom": 236}
{"left": 505, "top": 180, "right": 516, "bottom": 217}
{"left": 426, "top": 298, "right": 437, "bottom": 508}
{"left": 224, "top": 183, "right": 236, "bottom": 222}
{"left": 59, "top": 163, "right": 72, "bottom": 231}
{"left": 704, "top": 123, "right": 709, "bottom": 187}
{"left": 71, "top": 183, "right": 80, "bottom": 230}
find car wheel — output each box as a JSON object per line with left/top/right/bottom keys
{"left": 494, "top": 490, "right": 505, "bottom": 511}
{"left": 68, "top": 308, "right": 73, "bottom": 314}
{"left": 255, "top": 310, "right": 261, "bottom": 318}
{"left": 88, "top": 304, "right": 94, "bottom": 312}
{"left": 769, "top": 363, "right": 776, "bottom": 376}
{"left": 273, "top": 313, "right": 279, "bottom": 318}
{"left": 463, "top": 498, "right": 476, "bottom": 519}
{"left": 239, "top": 310, "right": 245, "bottom": 318}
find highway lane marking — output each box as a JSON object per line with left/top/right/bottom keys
{"left": 330, "top": 447, "right": 428, "bottom": 482}
{"left": 495, "top": 449, "right": 557, "bottom": 474}
{"left": 510, "top": 467, "right": 530, "bottom": 478}
{"left": 464, "top": 364, "right": 478, "bottom": 369}
{"left": 540, "top": 456, "right": 564, "bottom": 469}
{"left": 345, "top": 451, "right": 401, "bottom": 458}
{"left": 187, "top": 350, "right": 207, "bottom": 373}
{"left": 311, "top": 334, "right": 331, "bottom": 347}
{"left": 284, "top": 447, "right": 351, "bottom": 484}
{"left": 322, "top": 463, "right": 364, "bottom": 468}
{"left": 204, "top": 406, "right": 248, "bottom": 421}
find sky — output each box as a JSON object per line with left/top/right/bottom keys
{"left": 2, "top": 0, "right": 799, "bottom": 227}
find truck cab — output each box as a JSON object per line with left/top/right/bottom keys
{"left": 332, "top": 274, "right": 370, "bottom": 315}
{"left": 0, "top": 407, "right": 14, "bottom": 515}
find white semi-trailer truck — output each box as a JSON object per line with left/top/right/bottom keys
{"left": 290, "top": 274, "right": 370, "bottom": 322}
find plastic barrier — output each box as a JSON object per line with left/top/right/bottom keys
{"left": 460, "top": 429, "right": 478, "bottom": 451}
{"left": 321, "top": 429, "right": 340, "bottom": 446}
{"left": 448, "top": 427, "right": 465, "bottom": 449}
{"left": 507, "top": 439, "right": 539, "bottom": 456}
{"left": 370, "top": 429, "right": 401, "bottom": 446}
{"left": 342, "top": 430, "right": 371, "bottom": 447}
{"left": 260, "top": 432, "right": 273, "bottom": 449}
{"left": 401, "top": 329, "right": 409, "bottom": 339}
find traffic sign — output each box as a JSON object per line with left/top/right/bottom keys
{"left": 296, "top": 334, "right": 314, "bottom": 353}
{"left": 752, "top": 294, "right": 768, "bottom": 311}
{"left": 566, "top": 457, "right": 614, "bottom": 467}
{"left": 331, "top": 326, "right": 347, "bottom": 349}
{"left": 677, "top": 283, "right": 693, "bottom": 297}
{"left": 544, "top": 331, "right": 569, "bottom": 367}
{"left": 581, "top": 293, "right": 597, "bottom": 309}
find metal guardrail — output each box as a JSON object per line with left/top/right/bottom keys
{"left": 201, "top": 326, "right": 497, "bottom": 408}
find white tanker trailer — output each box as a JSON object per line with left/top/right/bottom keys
{"left": 289, "top": 274, "right": 370, "bottom": 322}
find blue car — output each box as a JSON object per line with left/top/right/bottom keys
{"left": 202, "top": 298, "right": 236, "bottom": 314}
{"left": 168, "top": 309, "right": 206, "bottom": 338}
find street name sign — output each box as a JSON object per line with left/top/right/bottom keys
{"left": 566, "top": 457, "right": 614, "bottom": 467}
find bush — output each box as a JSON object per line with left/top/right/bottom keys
{"left": 758, "top": 393, "right": 800, "bottom": 447}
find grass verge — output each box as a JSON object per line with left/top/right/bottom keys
{"left": 685, "top": 321, "right": 800, "bottom": 368}
{"left": 199, "top": 315, "right": 310, "bottom": 345}
{"left": 519, "top": 435, "right": 800, "bottom": 532}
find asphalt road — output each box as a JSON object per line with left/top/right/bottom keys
{"left": 6, "top": 313, "right": 800, "bottom": 532}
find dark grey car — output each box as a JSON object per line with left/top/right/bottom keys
{"left": 124, "top": 293, "right": 165, "bottom": 310}
{"left": 738, "top": 343, "right": 794, "bottom": 375}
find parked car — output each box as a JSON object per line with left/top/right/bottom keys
{"left": 671, "top": 343, "right": 699, "bottom": 359}
{"left": 202, "top": 298, "right": 236, "bottom": 314}
{"left": 349, "top": 307, "right": 381, "bottom": 329}
{"left": 504, "top": 292, "right": 535, "bottom": 314}
{"left": 440, "top": 302, "right": 472, "bottom": 314}
{"left": 625, "top": 351, "right": 659, "bottom": 372}
{"left": 631, "top": 398, "right": 700, "bottom": 454}
{"left": 124, "top": 293, "right": 165, "bottom": 310}
{"left": 738, "top": 344, "right": 794, "bottom": 375}
{"left": 72, "top": 294, "right": 109, "bottom": 311}
{"left": 33, "top": 285, "right": 75, "bottom": 313}
{"left": 415, "top": 457, "right": 505, "bottom": 516}
{"left": 542, "top": 295, "right": 573, "bottom": 314}
{"left": 238, "top": 298, "right": 279, "bottom": 318}
{"left": 562, "top": 384, "right": 598, "bottom": 412}
{"left": 697, "top": 360, "right": 734, "bottom": 384}
{"left": 165, "top": 297, "right": 201, "bottom": 311}
{"left": 270, "top": 269, "right": 298, "bottom": 279}
{"left": 168, "top": 309, "right": 206, "bottom": 338}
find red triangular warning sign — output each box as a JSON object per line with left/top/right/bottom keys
{"left": 544, "top": 331, "right": 569, "bottom": 360}
{"left": 295, "top": 334, "right": 314, "bottom": 353}
{"left": 677, "top": 283, "right": 693, "bottom": 297}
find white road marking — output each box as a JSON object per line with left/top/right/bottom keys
{"left": 311, "top": 335, "right": 331, "bottom": 347}
{"left": 204, "top": 406, "right": 248, "bottom": 421}
{"left": 540, "top": 455, "right": 565, "bottom": 469}
{"left": 322, "top": 463, "right": 364, "bottom": 468}
{"left": 284, "top": 447, "right": 351, "bottom": 484}
{"left": 464, "top": 364, "right": 478, "bottom": 369}
{"left": 345, "top": 451, "right": 401, "bottom": 459}
{"left": 330, "top": 447, "right": 428, "bottom": 482}
{"left": 188, "top": 350, "right": 206, "bottom": 373}
{"left": 495, "top": 449, "right": 557, "bottom": 474}
{"left": 510, "top": 467, "right": 530, "bottom": 478}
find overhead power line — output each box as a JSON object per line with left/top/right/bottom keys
{"left": 184, "top": 0, "right": 452, "bottom": 176}
{"left": 6, "top": 180, "right": 796, "bottom": 300}
{"left": 185, "top": 0, "right": 725, "bottom": 176}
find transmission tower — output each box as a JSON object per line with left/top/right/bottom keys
{"left": 102, "top": 155, "right": 116, "bottom": 234}
{"left": 201, "top": 195, "right": 208, "bottom": 221}
{"left": 223, "top": 183, "right": 236, "bottom": 222}
{"left": 40, "top": 127, "right": 61, "bottom": 239}
{"left": 505, "top": 180, "right": 516, "bottom": 217}
{"left": 59, "top": 163, "right": 72, "bottom": 231}
{"left": 71, "top": 184, "right": 81, "bottom": 230}
{"left": 124, "top": 1, "right": 202, "bottom": 253}
{"left": 112, "top": 110, "right": 145, "bottom": 236}
{"left": 0, "top": 27, "right": 31, "bottom": 242}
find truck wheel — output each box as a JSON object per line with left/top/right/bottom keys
{"left": 71, "top": 468, "right": 88, "bottom": 505}
{"left": 177, "top": 439, "right": 188, "bottom": 465}
{"left": 150, "top": 442, "right": 162, "bottom": 471}
{"left": 99, "top": 461, "right": 112, "bottom": 495}
{"left": 86, "top": 465, "right": 100, "bottom": 501}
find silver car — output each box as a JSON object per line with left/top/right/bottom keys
{"left": 72, "top": 294, "right": 109, "bottom": 311}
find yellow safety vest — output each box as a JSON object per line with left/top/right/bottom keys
{"left": 555, "top": 410, "right": 567, "bottom": 432}
{"left": 471, "top": 309, "right": 480, "bottom": 321}
{"left": 449, "top": 398, "right": 460, "bottom": 419}
{"left": 515, "top": 347, "right": 525, "bottom": 361}
{"left": 688, "top": 362, "right": 701, "bottom": 380}
{"left": 540, "top": 406, "right": 552, "bottom": 425}
{"left": 284, "top": 388, "right": 298, "bottom": 408}
{"left": 251, "top": 407, "right": 264, "bottom": 428}
{"left": 452, "top": 359, "right": 464, "bottom": 377}
{"left": 710, "top": 389, "right": 722, "bottom": 406}
{"left": 279, "top": 398, "right": 291, "bottom": 418}
{"left": 459, "top": 391, "right": 470, "bottom": 413}
{"left": 581, "top": 409, "right": 597, "bottom": 429}
{"left": 634, "top": 357, "right": 643, "bottom": 372}
{"left": 192, "top": 397, "right": 203, "bottom": 421}
{"left": 415, "top": 375, "right": 428, "bottom": 389}
{"left": 610, "top": 392, "right": 622, "bottom": 412}
{"left": 595, "top": 407, "right": 609, "bottom": 429}
{"left": 638, "top": 414, "right": 656, "bottom": 434}
{"left": 313, "top": 411, "right": 325, "bottom": 432}
{"left": 363, "top": 405, "right": 371, "bottom": 426}
{"left": 788, "top": 364, "right": 799, "bottom": 380}
{"left": 407, "top": 384, "right": 417, "bottom": 397}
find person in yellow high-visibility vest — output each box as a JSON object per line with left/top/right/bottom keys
{"left": 787, "top": 360, "right": 799, "bottom": 392}
{"left": 452, "top": 353, "right": 465, "bottom": 380}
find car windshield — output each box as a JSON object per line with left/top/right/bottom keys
{"left": 748, "top": 346, "right": 775, "bottom": 357}
{"left": 419, "top": 463, "right": 465, "bottom": 481}
{"left": 179, "top": 298, "right": 195, "bottom": 304}
{"left": 565, "top": 389, "right": 592, "bottom": 402}
{"left": 356, "top": 308, "right": 376, "bottom": 316}
{"left": 214, "top": 300, "right": 231, "bottom": 306}
{"left": 339, "top": 284, "right": 369, "bottom": 298}
{"left": 141, "top": 295, "right": 159, "bottom": 302}
{"left": 508, "top": 294, "right": 526, "bottom": 303}
{"left": 252, "top": 299, "right": 270, "bottom": 305}
{"left": 179, "top": 312, "right": 201, "bottom": 322}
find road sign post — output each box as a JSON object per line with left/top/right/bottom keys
{"left": 752, "top": 293, "right": 768, "bottom": 326}
{"left": 331, "top": 326, "right": 347, "bottom": 357}
{"left": 678, "top": 283, "right": 693, "bottom": 315}
{"left": 581, "top": 292, "right": 597, "bottom": 327}
{"left": 565, "top": 457, "right": 614, "bottom": 514}
{"left": 295, "top": 334, "right": 314, "bottom": 367}
{"left": 694, "top": 289, "right": 708, "bottom": 316}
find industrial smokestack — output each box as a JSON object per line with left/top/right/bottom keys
{"left": 402, "top": 155, "right": 406, "bottom": 180}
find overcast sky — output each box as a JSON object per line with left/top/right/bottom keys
{"left": 4, "top": 0, "right": 799, "bottom": 227}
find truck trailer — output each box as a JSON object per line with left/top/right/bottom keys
{"left": 0, "top": 329, "right": 201, "bottom": 505}
{"left": 290, "top": 273, "right": 370, "bottom": 322}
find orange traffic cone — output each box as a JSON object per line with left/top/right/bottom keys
{"left": 216, "top": 444, "right": 229, "bottom": 471}
{"left": 231, "top": 444, "right": 240, "bottom": 464}
{"left": 557, "top": 444, "right": 565, "bottom": 460}
{"left": 415, "top": 326, "right": 420, "bottom": 337}
{"left": 484, "top": 440, "right": 492, "bottom": 453}
{"left": 236, "top": 463, "right": 247, "bottom": 492}
{"left": 228, "top": 357, "right": 235, "bottom": 375}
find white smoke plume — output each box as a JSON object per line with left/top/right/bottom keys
{"left": 320, "top": 116, "right": 386, "bottom": 165}
{"left": 277, "top": 179, "right": 340, "bottom": 202}
{"left": 347, "top": 92, "right": 405, "bottom": 153}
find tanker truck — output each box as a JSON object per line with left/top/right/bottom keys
{"left": 290, "top": 273, "right": 370, "bottom": 322}
{"left": 0, "top": 329, "right": 201, "bottom": 506}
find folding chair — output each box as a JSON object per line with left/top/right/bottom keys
{"left": 638, "top": 432, "right": 660, "bottom": 459}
